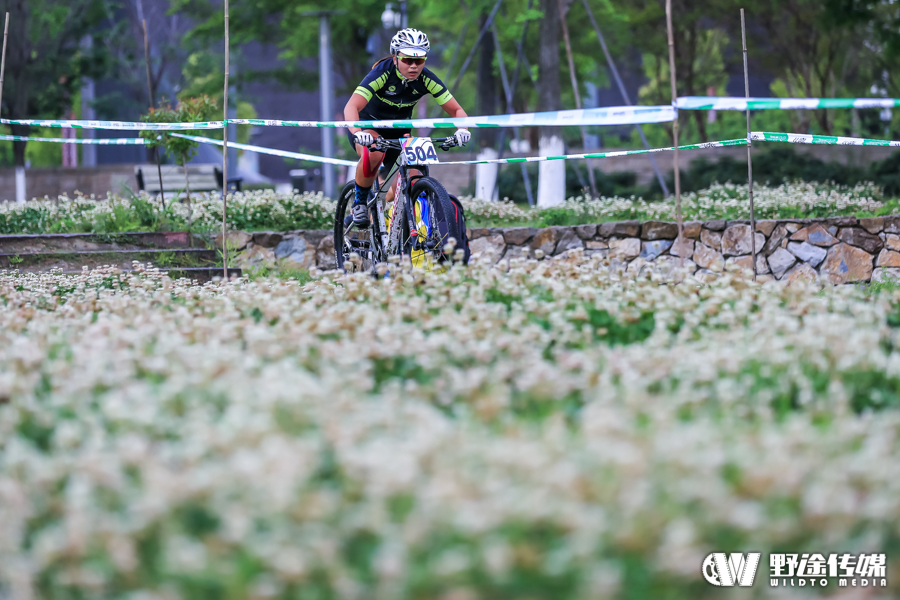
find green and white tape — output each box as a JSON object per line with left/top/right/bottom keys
{"left": 0, "top": 118, "right": 227, "bottom": 130}
{"left": 0, "top": 134, "right": 146, "bottom": 145}
{"left": 441, "top": 138, "right": 748, "bottom": 165}
{"left": 751, "top": 131, "right": 900, "bottom": 146}
{"left": 231, "top": 105, "right": 676, "bottom": 129}
{"left": 0, "top": 105, "right": 675, "bottom": 131}
{"left": 678, "top": 96, "right": 900, "bottom": 111}
{"left": 172, "top": 134, "right": 358, "bottom": 167}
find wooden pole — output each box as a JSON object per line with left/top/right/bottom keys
{"left": 665, "top": 0, "right": 683, "bottom": 245}
{"left": 741, "top": 8, "right": 757, "bottom": 281}
{"left": 0, "top": 13, "right": 8, "bottom": 114}
{"left": 557, "top": 0, "right": 598, "bottom": 198}
{"left": 222, "top": 0, "right": 230, "bottom": 280}
{"left": 143, "top": 19, "right": 166, "bottom": 211}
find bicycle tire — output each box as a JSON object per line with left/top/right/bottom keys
{"left": 408, "top": 176, "right": 462, "bottom": 264}
{"left": 334, "top": 181, "right": 378, "bottom": 273}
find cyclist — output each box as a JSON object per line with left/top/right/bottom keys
{"left": 343, "top": 28, "right": 471, "bottom": 228}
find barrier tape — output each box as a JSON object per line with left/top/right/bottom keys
{"left": 751, "top": 131, "right": 900, "bottom": 147}
{"left": 230, "top": 105, "right": 677, "bottom": 129}
{"left": 440, "top": 138, "right": 748, "bottom": 165}
{"left": 678, "top": 96, "right": 900, "bottom": 111}
{"left": 0, "top": 105, "right": 676, "bottom": 131}
{"left": 172, "top": 133, "right": 358, "bottom": 166}
{"left": 0, "top": 119, "right": 227, "bottom": 130}
{"left": 0, "top": 134, "right": 146, "bottom": 145}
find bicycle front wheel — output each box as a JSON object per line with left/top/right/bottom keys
{"left": 334, "top": 181, "right": 379, "bottom": 273}
{"left": 408, "top": 177, "right": 463, "bottom": 265}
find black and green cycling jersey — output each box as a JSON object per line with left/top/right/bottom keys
{"left": 354, "top": 59, "right": 453, "bottom": 122}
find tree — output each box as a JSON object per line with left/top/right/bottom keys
{"left": 141, "top": 96, "right": 218, "bottom": 231}
{"left": 0, "top": 0, "right": 112, "bottom": 167}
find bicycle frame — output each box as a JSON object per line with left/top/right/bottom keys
{"left": 360, "top": 136, "right": 456, "bottom": 263}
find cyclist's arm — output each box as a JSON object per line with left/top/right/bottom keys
{"left": 438, "top": 97, "right": 468, "bottom": 119}
{"left": 344, "top": 94, "right": 369, "bottom": 135}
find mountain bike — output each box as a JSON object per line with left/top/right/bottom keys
{"left": 334, "top": 136, "right": 463, "bottom": 273}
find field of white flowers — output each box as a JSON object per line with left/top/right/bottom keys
{"left": 1, "top": 181, "right": 895, "bottom": 234}
{"left": 2, "top": 253, "right": 900, "bottom": 599}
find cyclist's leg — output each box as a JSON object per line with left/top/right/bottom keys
{"left": 346, "top": 128, "right": 384, "bottom": 227}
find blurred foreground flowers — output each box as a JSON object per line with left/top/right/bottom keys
{"left": 1, "top": 255, "right": 900, "bottom": 599}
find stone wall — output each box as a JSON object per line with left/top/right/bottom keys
{"left": 225, "top": 215, "right": 900, "bottom": 284}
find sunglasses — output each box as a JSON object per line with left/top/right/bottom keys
{"left": 398, "top": 56, "right": 426, "bottom": 66}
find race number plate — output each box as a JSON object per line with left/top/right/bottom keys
{"left": 401, "top": 137, "right": 440, "bottom": 166}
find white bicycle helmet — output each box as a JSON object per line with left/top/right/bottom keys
{"left": 390, "top": 28, "right": 430, "bottom": 57}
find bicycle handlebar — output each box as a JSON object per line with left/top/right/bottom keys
{"left": 369, "top": 136, "right": 460, "bottom": 152}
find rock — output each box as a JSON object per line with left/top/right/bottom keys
{"left": 586, "top": 240, "right": 609, "bottom": 249}
{"left": 530, "top": 227, "right": 560, "bottom": 255}
{"left": 670, "top": 237, "right": 695, "bottom": 259}
{"left": 641, "top": 221, "right": 678, "bottom": 240}
{"left": 755, "top": 220, "right": 777, "bottom": 236}
{"left": 609, "top": 238, "right": 641, "bottom": 259}
{"left": 785, "top": 223, "right": 801, "bottom": 233}
{"left": 790, "top": 223, "right": 838, "bottom": 247}
{"left": 721, "top": 225, "right": 765, "bottom": 257}
{"left": 694, "top": 269, "right": 720, "bottom": 283}
{"left": 574, "top": 224, "right": 598, "bottom": 240}
{"left": 877, "top": 249, "right": 900, "bottom": 268}
{"left": 316, "top": 235, "right": 337, "bottom": 270}
{"left": 837, "top": 227, "right": 883, "bottom": 254}
{"left": 859, "top": 217, "right": 884, "bottom": 234}
{"left": 819, "top": 243, "right": 874, "bottom": 284}
{"left": 640, "top": 240, "right": 673, "bottom": 260}
{"left": 503, "top": 227, "right": 537, "bottom": 245}
{"left": 275, "top": 236, "right": 315, "bottom": 267}
{"left": 468, "top": 227, "right": 491, "bottom": 240}
{"left": 768, "top": 248, "right": 796, "bottom": 279}
{"left": 215, "top": 230, "right": 252, "bottom": 251}
{"left": 238, "top": 245, "right": 276, "bottom": 268}
{"left": 884, "top": 216, "right": 900, "bottom": 234}
{"left": 783, "top": 263, "right": 819, "bottom": 285}
{"left": 252, "top": 231, "right": 284, "bottom": 247}
{"left": 469, "top": 233, "right": 506, "bottom": 263}
{"left": 757, "top": 274, "right": 777, "bottom": 284}
{"left": 825, "top": 216, "right": 857, "bottom": 228}
{"left": 683, "top": 221, "right": 702, "bottom": 239}
{"left": 787, "top": 241, "right": 827, "bottom": 267}
{"left": 726, "top": 254, "right": 769, "bottom": 275}
{"left": 700, "top": 228, "right": 722, "bottom": 250}
{"left": 554, "top": 228, "right": 583, "bottom": 254}
{"left": 599, "top": 220, "right": 640, "bottom": 238}
{"left": 763, "top": 224, "right": 791, "bottom": 256}
{"left": 693, "top": 243, "right": 725, "bottom": 272}
{"left": 704, "top": 219, "right": 726, "bottom": 231}
{"left": 626, "top": 257, "right": 649, "bottom": 276}
{"left": 885, "top": 234, "right": 900, "bottom": 251}
{"left": 872, "top": 267, "right": 900, "bottom": 282}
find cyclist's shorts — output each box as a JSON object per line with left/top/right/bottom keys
{"left": 345, "top": 128, "right": 412, "bottom": 171}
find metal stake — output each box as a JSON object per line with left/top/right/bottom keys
{"left": 223, "top": 0, "right": 230, "bottom": 279}
{"left": 0, "top": 13, "right": 9, "bottom": 116}
{"left": 665, "top": 0, "right": 682, "bottom": 244}
{"left": 741, "top": 8, "right": 757, "bottom": 281}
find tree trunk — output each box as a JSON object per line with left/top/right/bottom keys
{"left": 537, "top": 0, "right": 564, "bottom": 207}
{"left": 476, "top": 13, "right": 497, "bottom": 149}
